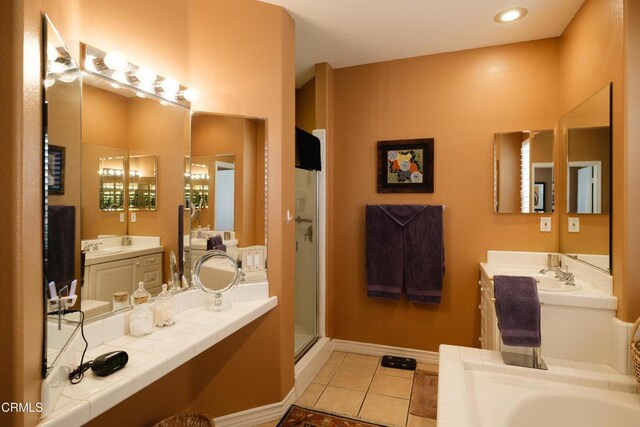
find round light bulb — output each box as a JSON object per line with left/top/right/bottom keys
{"left": 108, "top": 169, "right": 115, "bottom": 175}
{"left": 59, "top": 72, "right": 78, "bottom": 83}
{"left": 160, "top": 77, "right": 180, "bottom": 94}
{"left": 110, "top": 82, "right": 121, "bottom": 89}
{"left": 182, "top": 87, "right": 200, "bottom": 102}
{"left": 135, "top": 91, "right": 147, "bottom": 99}
{"left": 494, "top": 7, "right": 528, "bottom": 23}
{"left": 48, "top": 61, "right": 66, "bottom": 74}
{"left": 103, "top": 50, "right": 128, "bottom": 71}
{"left": 160, "top": 100, "right": 170, "bottom": 107}
{"left": 84, "top": 55, "right": 97, "bottom": 72}
{"left": 135, "top": 66, "right": 157, "bottom": 85}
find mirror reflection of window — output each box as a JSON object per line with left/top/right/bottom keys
{"left": 214, "top": 161, "right": 235, "bottom": 231}
{"left": 494, "top": 129, "right": 554, "bottom": 213}
{"left": 567, "top": 127, "right": 609, "bottom": 214}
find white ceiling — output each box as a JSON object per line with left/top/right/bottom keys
{"left": 259, "top": 0, "right": 585, "bottom": 87}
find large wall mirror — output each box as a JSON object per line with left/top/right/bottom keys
{"left": 42, "top": 36, "right": 194, "bottom": 379}
{"left": 494, "top": 130, "right": 554, "bottom": 213}
{"left": 80, "top": 48, "right": 191, "bottom": 315}
{"left": 189, "top": 113, "right": 267, "bottom": 283}
{"left": 42, "top": 15, "right": 82, "bottom": 377}
{"left": 560, "top": 84, "right": 612, "bottom": 272}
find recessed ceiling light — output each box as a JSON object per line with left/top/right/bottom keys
{"left": 494, "top": 7, "right": 528, "bottom": 23}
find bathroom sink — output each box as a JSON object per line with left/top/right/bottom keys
{"left": 496, "top": 270, "right": 582, "bottom": 292}
{"left": 85, "top": 247, "right": 124, "bottom": 257}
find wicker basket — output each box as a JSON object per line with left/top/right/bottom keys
{"left": 153, "top": 413, "right": 215, "bottom": 427}
{"left": 630, "top": 317, "right": 640, "bottom": 391}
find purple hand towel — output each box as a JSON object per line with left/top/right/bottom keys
{"left": 206, "top": 234, "right": 223, "bottom": 250}
{"left": 493, "top": 275, "right": 541, "bottom": 347}
{"left": 365, "top": 205, "right": 444, "bottom": 303}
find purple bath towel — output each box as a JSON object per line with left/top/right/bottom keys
{"left": 46, "top": 205, "right": 76, "bottom": 291}
{"left": 365, "top": 205, "right": 444, "bottom": 303}
{"left": 493, "top": 275, "right": 541, "bottom": 347}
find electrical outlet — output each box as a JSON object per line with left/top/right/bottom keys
{"left": 130, "top": 212, "right": 137, "bottom": 223}
{"left": 568, "top": 217, "right": 580, "bottom": 233}
{"left": 119, "top": 213, "right": 125, "bottom": 223}
{"left": 540, "top": 217, "right": 551, "bottom": 232}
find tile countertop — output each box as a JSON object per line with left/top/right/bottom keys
{"left": 480, "top": 263, "right": 617, "bottom": 310}
{"left": 436, "top": 345, "right": 638, "bottom": 427}
{"left": 39, "top": 288, "right": 277, "bottom": 427}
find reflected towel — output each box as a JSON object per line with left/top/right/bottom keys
{"left": 493, "top": 275, "right": 541, "bottom": 347}
{"left": 206, "top": 234, "right": 223, "bottom": 251}
{"left": 47, "top": 205, "right": 76, "bottom": 290}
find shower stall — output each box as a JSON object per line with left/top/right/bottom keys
{"left": 294, "top": 128, "right": 323, "bottom": 361}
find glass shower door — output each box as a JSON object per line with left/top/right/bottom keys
{"left": 294, "top": 168, "right": 318, "bottom": 360}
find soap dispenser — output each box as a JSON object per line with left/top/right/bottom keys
{"left": 129, "top": 281, "right": 153, "bottom": 337}
{"left": 153, "top": 284, "right": 176, "bottom": 327}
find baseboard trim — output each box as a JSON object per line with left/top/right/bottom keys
{"left": 331, "top": 339, "right": 440, "bottom": 364}
{"left": 294, "top": 337, "right": 332, "bottom": 399}
{"left": 213, "top": 388, "right": 295, "bottom": 427}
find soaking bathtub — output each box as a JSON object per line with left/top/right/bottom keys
{"left": 437, "top": 345, "right": 640, "bottom": 427}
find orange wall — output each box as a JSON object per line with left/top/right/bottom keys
{"left": 1, "top": 0, "right": 45, "bottom": 425}
{"left": 127, "top": 97, "right": 190, "bottom": 281}
{"left": 329, "top": 38, "right": 561, "bottom": 350}
{"left": 559, "top": 0, "right": 626, "bottom": 314}
{"left": 81, "top": 84, "right": 128, "bottom": 239}
{"left": 295, "top": 77, "right": 316, "bottom": 132}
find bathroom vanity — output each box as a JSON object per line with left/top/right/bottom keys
{"left": 82, "top": 236, "right": 164, "bottom": 302}
{"left": 479, "top": 251, "right": 617, "bottom": 364}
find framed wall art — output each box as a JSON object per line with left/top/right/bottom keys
{"left": 377, "top": 138, "right": 434, "bottom": 193}
{"left": 47, "top": 145, "right": 65, "bottom": 195}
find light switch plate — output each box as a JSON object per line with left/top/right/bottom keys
{"left": 568, "top": 217, "right": 580, "bottom": 233}
{"left": 119, "top": 213, "right": 125, "bottom": 223}
{"left": 130, "top": 212, "right": 137, "bottom": 223}
{"left": 540, "top": 217, "right": 551, "bottom": 232}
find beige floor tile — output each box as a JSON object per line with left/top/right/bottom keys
{"left": 329, "top": 365, "right": 375, "bottom": 392}
{"left": 369, "top": 373, "right": 413, "bottom": 399}
{"left": 359, "top": 393, "right": 409, "bottom": 427}
{"left": 314, "top": 386, "right": 366, "bottom": 417}
{"left": 297, "top": 383, "right": 326, "bottom": 407}
{"left": 325, "top": 351, "right": 347, "bottom": 368}
{"left": 416, "top": 363, "right": 439, "bottom": 373}
{"left": 341, "top": 353, "right": 380, "bottom": 372}
{"left": 376, "top": 363, "right": 415, "bottom": 379}
{"left": 312, "top": 363, "right": 339, "bottom": 385}
{"left": 406, "top": 414, "right": 437, "bottom": 427}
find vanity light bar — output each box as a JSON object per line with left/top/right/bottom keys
{"left": 81, "top": 43, "right": 196, "bottom": 108}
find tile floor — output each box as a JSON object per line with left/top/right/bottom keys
{"left": 289, "top": 352, "right": 439, "bottom": 427}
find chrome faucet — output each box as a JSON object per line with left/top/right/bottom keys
{"left": 539, "top": 266, "right": 575, "bottom": 285}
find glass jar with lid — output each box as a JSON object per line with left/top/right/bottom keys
{"left": 153, "top": 283, "right": 176, "bottom": 327}
{"left": 129, "top": 281, "right": 153, "bottom": 337}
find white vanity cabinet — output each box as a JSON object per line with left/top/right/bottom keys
{"left": 84, "top": 252, "right": 163, "bottom": 303}
{"left": 478, "top": 271, "right": 501, "bottom": 351}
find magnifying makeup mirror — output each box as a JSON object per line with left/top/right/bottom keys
{"left": 193, "top": 250, "right": 241, "bottom": 311}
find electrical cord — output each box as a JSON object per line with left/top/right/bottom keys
{"left": 63, "top": 310, "right": 93, "bottom": 384}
